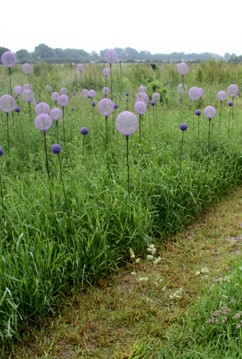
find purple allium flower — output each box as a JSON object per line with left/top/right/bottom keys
{"left": 150, "top": 100, "right": 156, "bottom": 106}
{"left": 102, "top": 87, "right": 110, "bottom": 95}
{"left": 0, "top": 94, "right": 16, "bottom": 113}
{"left": 81, "top": 89, "right": 89, "bottom": 98}
{"left": 22, "top": 83, "right": 31, "bottom": 91}
{"left": 204, "top": 105, "right": 216, "bottom": 119}
{"left": 77, "top": 63, "right": 84, "bottom": 72}
{"left": 57, "top": 94, "right": 69, "bottom": 108}
{"left": 22, "top": 89, "right": 34, "bottom": 103}
{"left": 139, "top": 85, "right": 147, "bottom": 93}
{"left": 98, "top": 98, "right": 115, "bottom": 116}
{"left": 60, "top": 87, "right": 68, "bottom": 95}
{"left": 217, "top": 90, "right": 227, "bottom": 102}
{"left": 35, "top": 102, "right": 51, "bottom": 115}
{"left": 0, "top": 147, "right": 4, "bottom": 156}
{"left": 180, "top": 122, "right": 188, "bottom": 131}
{"left": 22, "top": 63, "right": 32, "bottom": 75}
{"left": 227, "top": 84, "right": 239, "bottom": 98}
{"left": 35, "top": 113, "right": 53, "bottom": 132}
{"left": 1, "top": 51, "right": 17, "bottom": 68}
{"left": 50, "top": 107, "right": 62, "bottom": 121}
{"left": 116, "top": 111, "right": 139, "bottom": 136}
{"left": 80, "top": 127, "right": 89, "bottom": 135}
{"left": 51, "top": 92, "right": 59, "bottom": 102}
{"left": 195, "top": 109, "right": 201, "bottom": 116}
{"left": 88, "top": 89, "right": 96, "bottom": 99}
{"left": 113, "top": 103, "right": 118, "bottom": 109}
{"left": 51, "top": 143, "right": 62, "bottom": 154}
{"left": 91, "top": 101, "right": 96, "bottom": 107}
{"left": 134, "top": 100, "right": 147, "bottom": 115}
{"left": 188, "top": 86, "right": 201, "bottom": 101}
{"left": 177, "top": 62, "right": 189, "bottom": 76}
{"left": 152, "top": 92, "right": 160, "bottom": 101}
{"left": 136, "top": 92, "right": 149, "bottom": 104}
{"left": 104, "top": 49, "right": 118, "bottom": 64}
{"left": 228, "top": 101, "right": 233, "bottom": 107}
{"left": 102, "top": 67, "right": 110, "bottom": 77}
{"left": 14, "top": 107, "right": 21, "bottom": 113}
{"left": 177, "top": 83, "right": 187, "bottom": 94}
{"left": 13, "top": 85, "right": 23, "bottom": 97}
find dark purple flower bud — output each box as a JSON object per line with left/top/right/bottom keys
{"left": 217, "top": 90, "right": 227, "bottom": 102}
{"left": 102, "top": 67, "right": 110, "bottom": 77}
{"left": 136, "top": 92, "right": 149, "bottom": 104}
{"left": 180, "top": 122, "right": 188, "bottom": 131}
{"left": 80, "top": 127, "right": 89, "bottom": 135}
{"left": 91, "top": 101, "right": 96, "bottom": 107}
{"left": 77, "top": 63, "right": 84, "bottom": 72}
{"left": 1, "top": 51, "right": 17, "bottom": 68}
{"left": 177, "top": 62, "right": 189, "bottom": 76}
{"left": 204, "top": 105, "right": 216, "bottom": 119}
{"left": 50, "top": 107, "right": 62, "bottom": 121}
{"left": 152, "top": 92, "right": 160, "bottom": 101}
{"left": 102, "top": 87, "right": 110, "bottom": 95}
{"left": 113, "top": 103, "right": 118, "bottom": 109}
{"left": 35, "top": 102, "right": 51, "bottom": 115}
{"left": 116, "top": 111, "right": 139, "bottom": 136}
{"left": 228, "top": 101, "right": 233, "bottom": 107}
{"left": 0, "top": 94, "right": 16, "bottom": 113}
{"left": 57, "top": 94, "right": 69, "bottom": 108}
{"left": 60, "top": 87, "right": 68, "bottom": 95}
{"left": 98, "top": 98, "right": 115, "bottom": 116}
{"left": 227, "top": 84, "right": 239, "bottom": 98}
{"left": 195, "top": 109, "right": 201, "bottom": 116}
{"left": 150, "top": 100, "right": 156, "bottom": 106}
{"left": 134, "top": 100, "right": 147, "bottom": 115}
{"left": 125, "top": 92, "right": 129, "bottom": 97}
{"left": 35, "top": 113, "right": 53, "bottom": 132}
{"left": 22, "top": 63, "right": 32, "bottom": 75}
{"left": 0, "top": 147, "right": 4, "bottom": 156}
{"left": 72, "top": 91, "right": 77, "bottom": 96}
{"left": 13, "top": 85, "right": 23, "bottom": 96}
{"left": 14, "top": 107, "right": 21, "bottom": 113}
{"left": 71, "top": 106, "right": 75, "bottom": 111}
{"left": 51, "top": 92, "right": 59, "bottom": 102}
{"left": 22, "top": 89, "right": 34, "bottom": 103}
{"left": 88, "top": 89, "right": 96, "bottom": 99}
{"left": 81, "top": 89, "right": 89, "bottom": 98}
{"left": 104, "top": 49, "right": 118, "bottom": 64}
{"left": 51, "top": 143, "right": 62, "bottom": 154}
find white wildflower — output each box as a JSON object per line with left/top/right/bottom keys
{"left": 129, "top": 247, "right": 135, "bottom": 259}
{"left": 147, "top": 244, "right": 156, "bottom": 255}
{"left": 138, "top": 277, "right": 149, "bottom": 282}
{"left": 131, "top": 271, "right": 136, "bottom": 276}
{"left": 135, "top": 258, "right": 141, "bottom": 263}
{"left": 147, "top": 255, "right": 154, "bottom": 260}
{"left": 153, "top": 256, "right": 161, "bottom": 265}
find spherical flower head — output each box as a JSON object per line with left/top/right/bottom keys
{"left": 204, "top": 105, "right": 216, "bottom": 119}
{"left": 227, "top": 84, "right": 239, "bottom": 98}
{"left": 180, "top": 122, "right": 188, "bottom": 131}
{"left": 35, "top": 113, "right": 53, "bottom": 132}
{"left": 22, "top": 63, "right": 32, "bottom": 75}
{"left": 116, "top": 111, "right": 139, "bottom": 136}
{"left": 81, "top": 89, "right": 89, "bottom": 98}
{"left": 104, "top": 49, "right": 118, "bottom": 64}
{"left": 1, "top": 51, "right": 17, "bottom": 67}
{"left": 102, "top": 86, "right": 110, "bottom": 95}
{"left": 0, "top": 94, "right": 16, "bottom": 113}
{"left": 188, "top": 86, "right": 201, "bottom": 101}
{"left": 150, "top": 100, "right": 156, "bottom": 106}
{"left": 51, "top": 143, "right": 62, "bottom": 154}
{"left": 195, "top": 109, "right": 201, "bottom": 116}
{"left": 51, "top": 92, "right": 59, "bottom": 102}
{"left": 13, "top": 85, "right": 23, "bottom": 96}
{"left": 22, "top": 89, "right": 34, "bottom": 103}
{"left": 228, "top": 101, "right": 233, "bottom": 107}
{"left": 60, "top": 87, "right": 68, "bottom": 95}
{"left": 14, "top": 107, "right": 21, "bottom": 113}
{"left": 136, "top": 92, "right": 149, "bottom": 104}
{"left": 102, "top": 67, "right": 110, "bottom": 77}
{"left": 98, "top": 98, "right": 115, "bottom": 116}
{"left": 80, "top": 127, "right": 89, "bottom": 135}
{"left": 0, "top": 147, "right": 4, "bottom": 156}
{"left": 139, "top": 85, "right": 147, "bottom": 93}
{"left": 77, "top": 63, "right": 84, "bottom": 72}
{"left": 177, "top": 62, "right": 189, "bottom": 76}
{"left": 88, "top": 89, "right": 96, "bottom": 99}
{"left": 23, "top": 83, "right": 31, "bottom": 91}
{"left": 57, "top": 94, "right": 69, "bottom": 108}
{"left": 50, "top": 107, "right": 62, "bottom": 121}
{"left": 134, "top": 100, "right": 147, "bottom": 115}
{"left": 152, "top": 92, "right": 160, "bottom": 101}
{"left": 217, "top": 90, "right": 227, "bottom": 102}
{"left": 35, "top": 102, "right": 51, "bottom": 115}
{"left": 177, "top": 83, "right": 187, "bottom": 94}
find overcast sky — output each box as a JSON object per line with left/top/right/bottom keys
{"left": 1, "top": 0, "right": 241, "bottom": 57}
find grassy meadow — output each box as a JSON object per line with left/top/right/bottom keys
{"left": 0, "top": 58, "right": 242, "bottom": 354}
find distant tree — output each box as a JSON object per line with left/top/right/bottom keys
{"left": 0, "top": 46, "right": 10, "bottom": 59}
{"left": 16, "top": 49, "right": 30, "bottom": 63}
{"left": 33, "top": 44, "right": 55, "bottom": 61}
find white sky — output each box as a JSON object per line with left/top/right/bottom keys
{"left": 1, "top": 0, "right": 241, "bottom": 56}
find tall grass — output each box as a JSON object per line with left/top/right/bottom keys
{"left": 0, "top": 61, "right": 242, "bottom": 348}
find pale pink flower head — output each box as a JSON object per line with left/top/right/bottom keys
{"left": 60, "top": 87, "right": 68, "bottom": 95}
{"left": 136, "top": 92, "right": 149, "bottom": 104}
{"left": 0, "top": 94, "right": 16, "bottom": 113}
{"left": 188, "top": 86, "right": 201, "bottom": 101}
{"left": 134, "top": 100, "right": 147, "bottom": 115}
{"left": 88, "top": 89, "right": 96, "bottom": 99}
{"left": 116, "top": 111, "right": 139, "bottom": 136}
{"left": 22, "top": 63, "right": 32, "bottom": 75}
{"left": 22, "top": 89, "right": 34, "bottom": 103}
{"left": 35, "top": 113, "right": 53, "bottom": 132}
{"left": 81, "top": 89, "right": 89, "bottom": 98}
{"left": 77, "top": 63, "right": 84, "bottom": 72}
{"left": 204, "top": 105, "right": 216, "bottom": 120}
{"left": 102, "top": 67, "right": 110, "bottom": 77}
{"left": 13, "top": 85, "right": 23, "bottom": 97}
{"left": 104, "top": 49, "right": 118, "bottom": 64}
{"left": 57, "top": 94, "right": 69, "bottom": 108}
{"left": 152, "top": 92, "right": 161, "bottom": 101}
{"left": 1, "top": 51, "right": 17, "bottom": 68}
{"left": 35, "top": 102, "right": 51, "bottom": 115}
{"left": 50, "top": 107, "right": 62, "bottom": 121}
{"left": 139, "top": 85, "right": 147, "bottom": 93}
{"left": 227, "top": 84, "right": 239, "bottom": 99}
{"left": 102, "top": 87, "right": 110, "bottom": 95}
{"left": 51, "top": 92, "right": 59, "bottom": 102}
{"left": 177, "top": 62, "right": 189, "bottom": 76}
{"left": 98, "top": 98, "right": 115, "bottom": 116}
{"left": 217, "top": 90, "right": 227, "bottom": 102}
